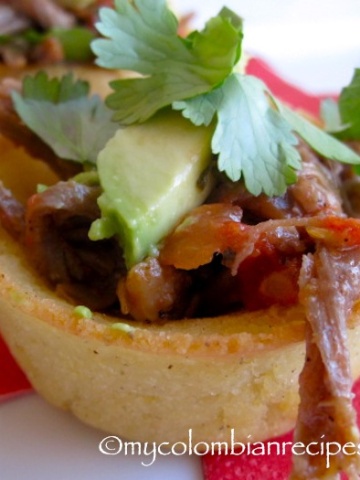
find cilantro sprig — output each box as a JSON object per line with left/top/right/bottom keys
{"left": 12, "top": 72, "right": 119, "bottom": 165}
{"left": 92, "top": 0, "right": 360, "bottom": 196}
{"left": 174, "top": 74, "right": 301, "bottom": 196}
{"left": 321, "top": 69, "right": 360, "bottom": 140}
{"left": 339, "top": 69, "right": 360, "bottom": 139}
{"left": 10, "top": 1, "right": 360, "bottom": 197}
{"left": 92, "top": 0, "right": 243, "bottom": 123}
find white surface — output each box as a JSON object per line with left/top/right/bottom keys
{"left": 0, "top": 394, "right": 203, "bottom": 480}
{"left": 1, "top": 1, "right": 359, "bottom": 479}
{"left": 174, "top": 0, "right": 360, "bottom": 93}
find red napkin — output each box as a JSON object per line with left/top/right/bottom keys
{"left": 0, "top": 56, "right": 352, "bottom": 480}
{"left": 246, "top": 57, "right": 337, "bottom": 117}
{"left": 202, "top": 379, "right": 360, "bottom": 480}
{"left": 0, "top": 334, "right": 32, "bottom": 401}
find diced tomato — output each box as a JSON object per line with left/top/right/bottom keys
{"left": 235, "top": 237, "right": 302, "bottom": 310}
{"left": 160, "top": 208, "right": 360, "bottom": 314}
{"left": 308, "top": 216, "right": 360, "bottom": 248}
{"left": 159, "top": 203, "right": 245, "bottom": 270}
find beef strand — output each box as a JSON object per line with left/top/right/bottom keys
{"left": 24, "top": 180, "right": 124, "bottom": 310}
{"left": 291, "top": 246, "right": 360, "bottom": 479}
{"left": 5, "top": 0, "right": 75, "bottom": 30}
{"left": 210, "top": 140, "right": 343, "bottom": 222}
{"left": 0, "top": 181, "right": 25, "bottom": 240}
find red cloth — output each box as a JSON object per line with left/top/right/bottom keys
{"left": 246, "top": 57, "right": 337, "bottom": 118}
{"left": 0, "top": 334, "right": 32, "bottom": 400}
{"left": 202, "top": 379, "right": 360, "bottom": 480}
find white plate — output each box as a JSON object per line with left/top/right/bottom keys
{"left": 0, "top": 394, "right": 203, "bottom": 480}
{"left": 1, "top": 1, "right": 359, "bottom": 479}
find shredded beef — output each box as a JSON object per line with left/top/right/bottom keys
{"left": 129, "top": 207, "right": 341, "bottom": 320}
{"left": 159, "top": 207, "right": 318, "bottom": 274}
{"left": 0, "top": 4, "right": 30, "bottom": 36}
{"left": 5, "top": 0, "right": 75, "bottom": 30}
{"left": 208, "top": 177, "right": 303, "bottom": 222}
{"left": 289, "top": 142, "right": 343, "bottom": 216}
{"left": 0, "top": 181, "right": 25, "bottom": 240}
{"left": 342, "top": 178, "right": 360, "bottom": 219}
{"left": 0, "top": 0, "right": 90, "bottom": 66}
{"left": 292, "top": 246, "right": 360, "bottom": 479}
{"left": 118, "top": 257, "right": 192, "bottom": 322}
{"left": 210, "top": 141, "right": 343, "bottom": 221}
{"left": 24, "top": 180, "right": 124, "bottom": 310}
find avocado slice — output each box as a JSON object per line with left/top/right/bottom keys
{"left": 89, "top": 109, "right": 215, "bottom": 268}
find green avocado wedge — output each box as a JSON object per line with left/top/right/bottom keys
{"left": 89, "top": 109, "right": 215, "bottom": 268}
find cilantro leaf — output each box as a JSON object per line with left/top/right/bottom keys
{"left": 277, "top": 101, "right": 360, "bottom": 165}
{"left": 92, "top": 0, "right": 243, "bottom": 123}
{"left": 91, "top": 0, "right": 360, "bottom": 197}
{"left": 175, "top": 74, "right": 360, "bottom": 195}
{"left": 320, "top": 69, "right": 360, "bottom": 140}
{"left": 320, "top": 98, "right": 349, "bottom": 134}
{"left": 20, "top": 70, "right": 89, "bottom": 102}
{"left": 173, "top": 93, "right": 219, "bottom": 127}
{"left": 213, "top": 75, "right": 302, "bottom": 196}
{"left": 175, "top": 74, "right": 301, "bottom": 196}
{"left": 12, "top": 72, "right": 119, "bottom": 165}
{"left": 50, "top": 27, "right": 95, "bottom": 62}
{"left": 338, "top": 68, "right": 360, "bottom": 140}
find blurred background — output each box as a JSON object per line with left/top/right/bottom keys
{"left": 173, "top": 0, "right": 360, "bottom": 94}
